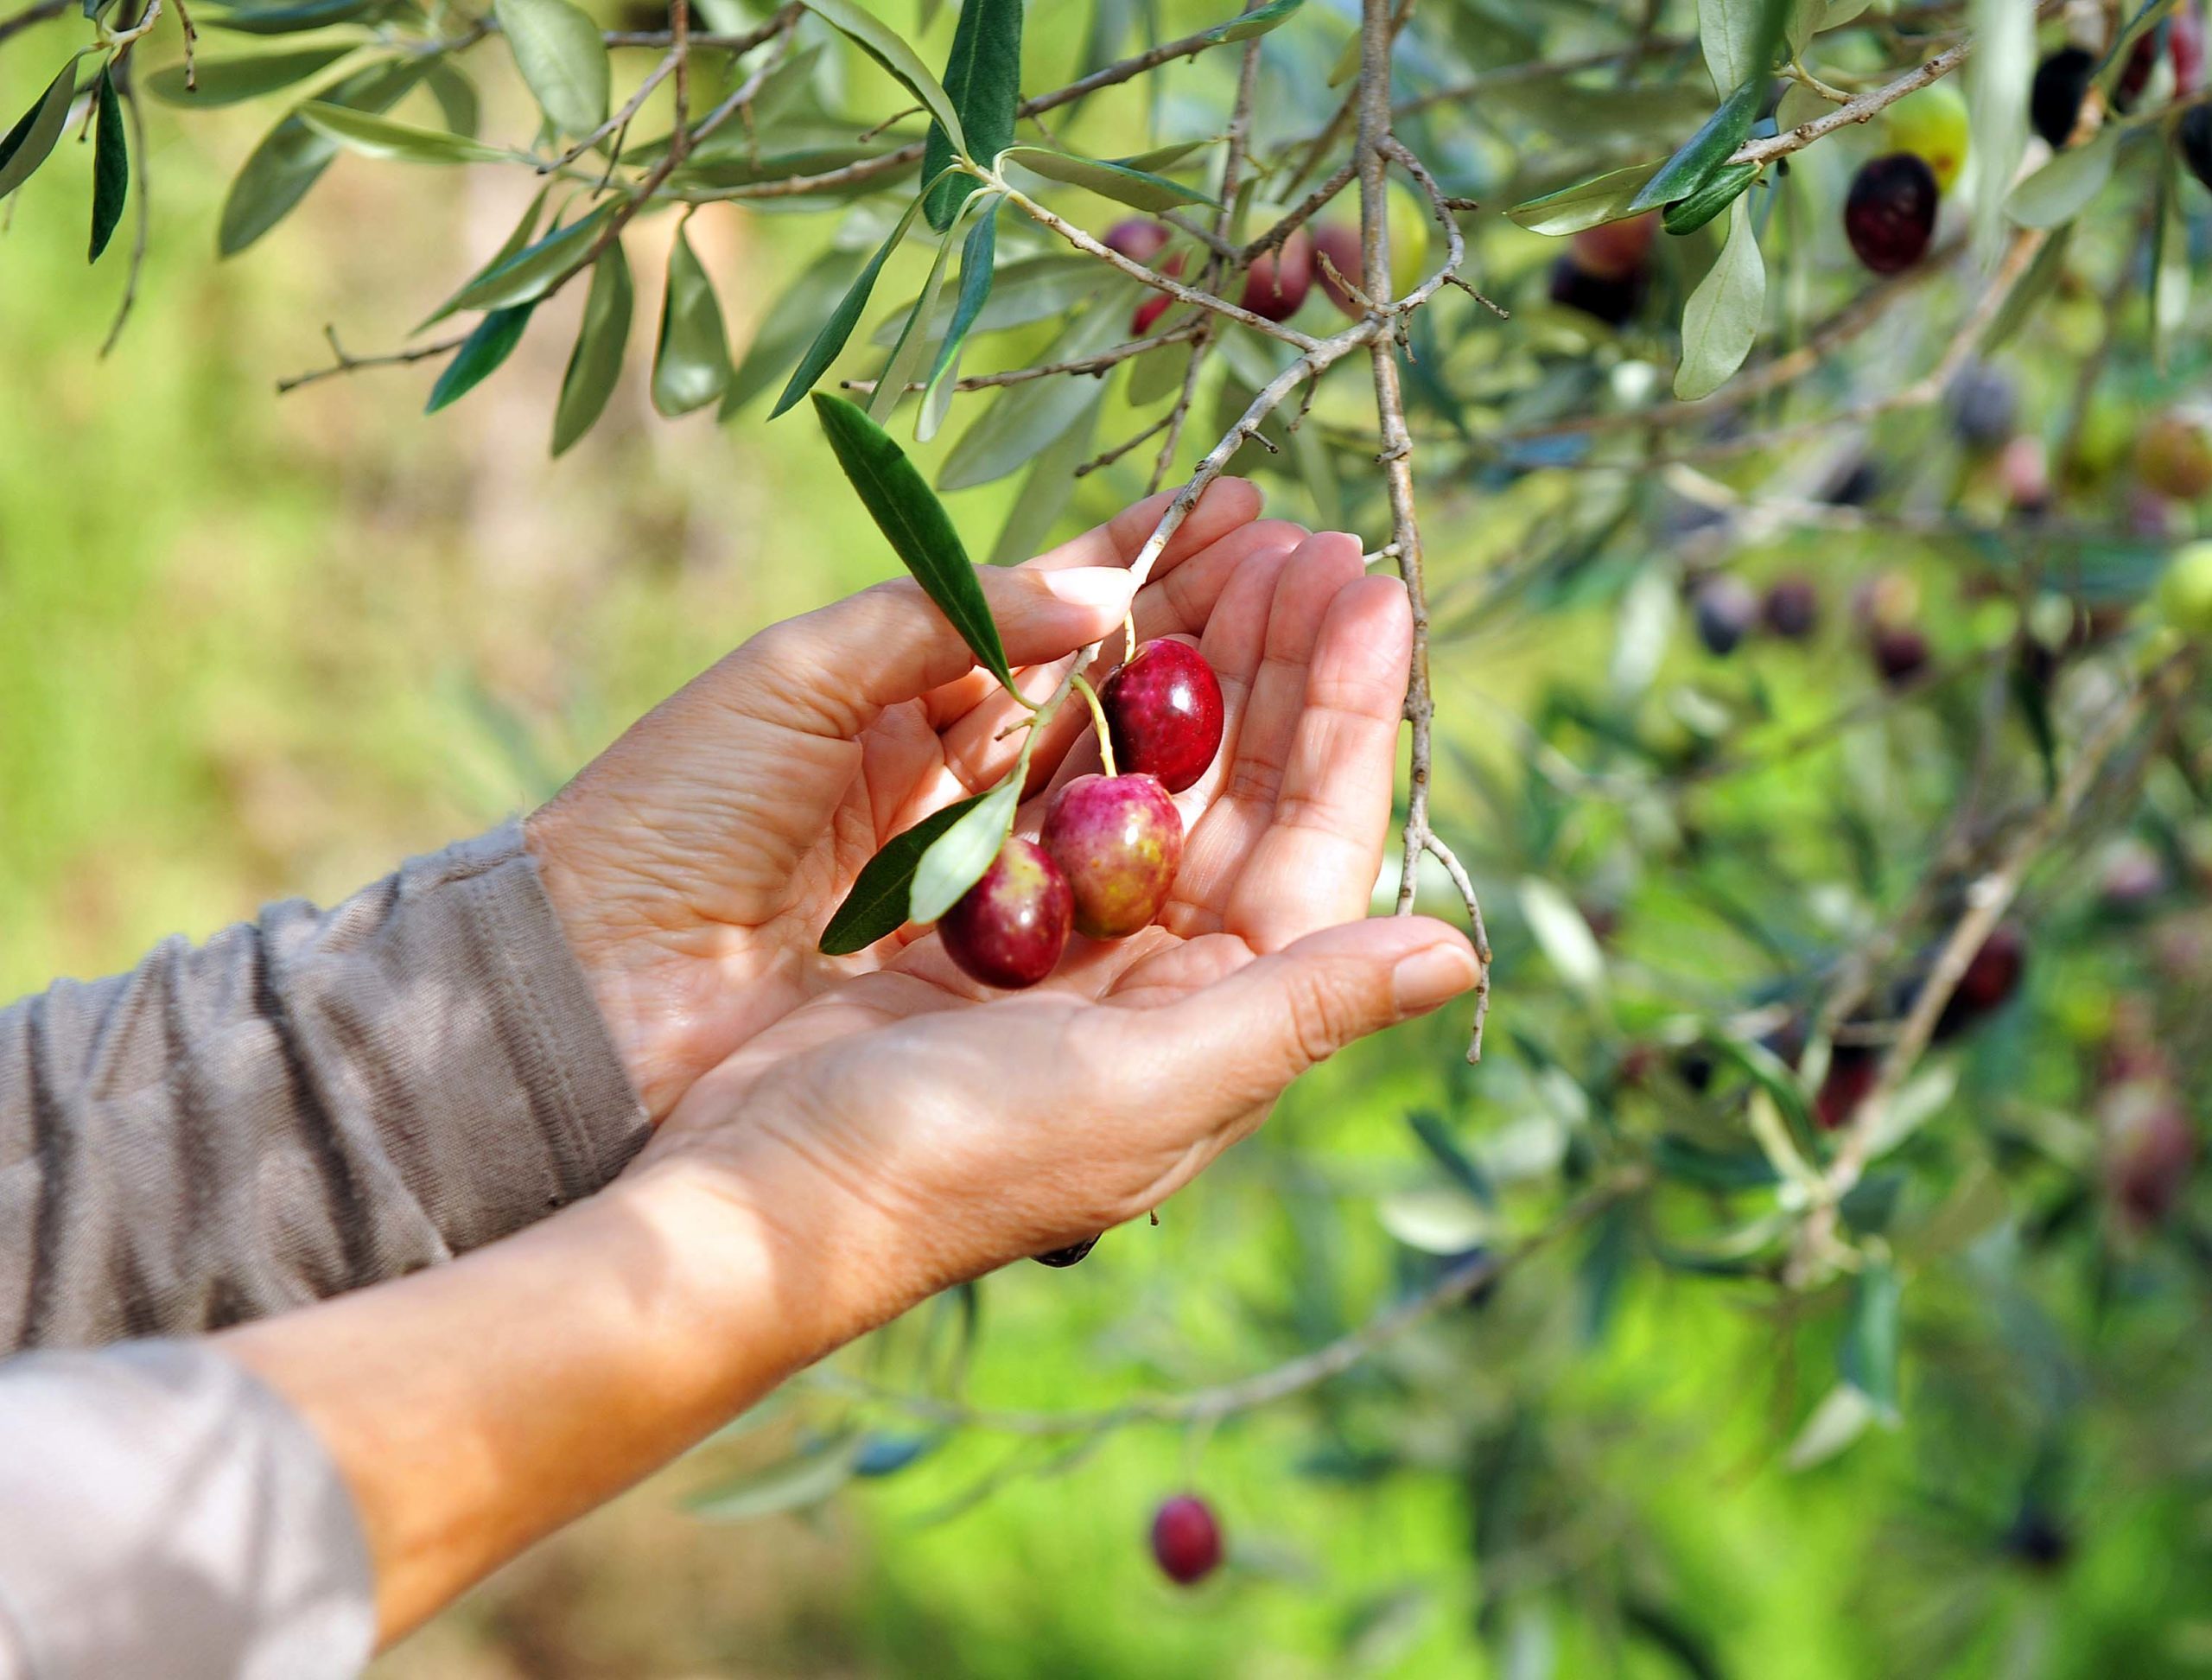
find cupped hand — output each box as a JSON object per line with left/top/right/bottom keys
{"left": 526, "top": 480, "right": 1304, "bottom": 1118}
{"left": 632, "top": 531, "right": 1482, "bottom": 1348}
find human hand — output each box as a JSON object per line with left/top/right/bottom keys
{"left": 525, "top": 480, "right": 1303, "bottom": 1118}
{"left": 632, "top": 531, "right": 1482, "bottom": 1348}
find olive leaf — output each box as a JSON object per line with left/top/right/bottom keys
{"left": 938, "top": 295, "right": 1133, "bottom": 490}
{"left": 1965, "top": 0, "right": 2035, "bottom": 259}
{"left": 219, "top": 58, "right": 428, "bottom": 255}
{"left": 1839, "top": 1259, "right": 1902, "bottom": 1418}
{"left": 1627, "top": 76, "right": 1763, "bottom": 213}
{"left": 446, "top": 201, "right": 620, "bottom": 313}
{"left": 552, "top": 240, "right": 634, "bottom": 456}
{"left": 146, "top": 46, "right": 354, "bottom": 105}
{"left": 724, "top": 243, "right": 870, "bottom": 417}
{"left": 819, "top": 792, "right": 988, "bottom": 954}
{"left": 1697, "top": 0, "right": 1791, "bottom": 95}
{"left": 651, "top": 220, "right": 732, "bottom": 417}
{"left": 495, "top": 0, "right": 610, "bottom": 137}
{"left": 296, "top": 102, "right": 517, "bottom": 163}
{"left": 922, "top": 0, "right": 1021, "bottom": 229}
{"left": 1662, "top": 160, "right": 1758, "bottom": 235}
{"left": 918, "top": 200, "right": 999, "bottom": 442}
{"left": 868, "top": 209, "right": 967, "bottom": 426}
{"left": 909, "top": 773, "right": 1020, "bottom": 924}
{"left": 0, "top": 58, "right": 85, "bottom": 203}
{"left": 998, "top": 144, "right": 1218, "bottom": 213}
{"left": 426, "top": 305, "right": 534, "bottom": 412}
{"left": 804, "top": 0, "right": 965, "bottom": 157}
{"left": 810, "top": 393, "right": 1013, "bottom": 688}
{"left": 87, "top": 67, "right": 128, "bottom": 264}
{"left": 1674, "top": 194, "right": 1764, "bottom": 400}
{"left": 199, "top": 0, "right": 373, "bottom": 34}
{"left": 767, "top": 184, "right": 935, "bottom": 418}
{"left": 1507, "top": 162, "right": 1665, "bottom": 234}
{"left": 1202, "top": 0, "right": 1302, "bottom": 46}
{"left": 2004, "top": 125, "right": 2120, "bottom": 228}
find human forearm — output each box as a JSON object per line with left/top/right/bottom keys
{"left": 216, "top": 1157, "right": 849, "bottom": 1645}
{"left": 0, "top": 824, "right": 647, "bottom": 1352}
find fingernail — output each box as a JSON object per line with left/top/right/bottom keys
{"left": 1393, "top": 941, "right": 1479, "bottom": 1017}
{"left": 1042, "top": 568, "right": 1136, "bottom": 615}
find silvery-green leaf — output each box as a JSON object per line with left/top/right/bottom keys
{"left": 1674, "top": 194, "right": 1764, "bottom": 400}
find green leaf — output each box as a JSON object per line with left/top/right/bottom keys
{"left": 910, "top": 773, "right": 1020, "bottom": 923}
{"left": 1786, "top": 1382, "right": 1878, "bottom": 1470}
{"left": 922, "top": 0, "right": 1020, "bottom": 228}
{"left": 767, "top": 187, "right": 931, "bottom": 418}
{"left": 218, "top": 58, "right": 425, "bottom": 254}
{"left": 1707, "top": 1031, "right": 1816, "bottom": 1154}
{"left": 1408, "top": 1110, "right": 1496, "bottom": 1206}
{"left": 87, "top": 68, "right": 127, "bottom": 264}
{"left": 1201, "top": 0, "right": 1303, "bottom": 45}
{"left": 1839, "top": 1258, "right": 1902, "bottom": 1417}
{"left": 419, "top": 184, "right": 550, "bottom": 324}
{"left": 1697, "top": 0, "right": 1790, "bottom": 95}
{"left": 1980, "top": 222, "right": 2068, "bottom": 352}
{"left": 0, "top": 59, "right": 82, "bottom": 202}
{"left": 918, "top": 200, "right": 997, "bottom": 441}
{"left": 873, "top": 252, "right": 1102, "bottom": 347}
{"left": 296, "top": 101, "right": 514, "bottom": 162}
{"left": 999, "top": 143, "right": 1218, "bottom": 213}
{"left": 819, "top": 792, "right": 988, "bottom": 953}
{"left": 1627, "top": 76, "right": 1762, "bottom": 213}
{"left": 446, "top": 200, "right": 619, "bottom": 313}
{"left": 985, "top": 390, "right": 1101, "bottom": 567}
{"left": 145, "top": 46, "right": 353, "bottom": 106}
{"left": 1506, "top": 161, "right": 1664, "bottom": 234}
{"left": 1674, "top": 194, "right": 1764, "bottom": 399}
{"left": 552, "top": 240, "right": 634, "bottom": 455}
{"left": 424, "top": 60, "right": 481, "bottom": 137}
{"left": 724, "top": 243, "right": 870, "bottom": 417}
{"left": 1517, "top": 877, "right": 1605, "bottom": 998}
{"left": 869, "top": 211, "right": 966, "bottom": 425}
{"left": 804, "top": 0, "right": 964, "bottom": 158}
{"left": 686, "top": 1433, "right": 861, "bottom": 1523}
{"left": 495, "top": 0, "right": 609, "bottom": 137}
{"left": 1661, "top": 159, "right": 1757, "bottom": 235}
{"left": 2004, "top": 125, "right": 2120, "bottom": 228}
{"left": 1966, "top": 0, "right": 2034, "bottom": 260}
{"left": 426, "top": 304, "right": 534, "bottom": 412}
{"left": 652, "top": 220, "right": 732, "bottom": 417}
{"left": 199, "top": 0, "right": 372, "bottom": 34}
{"left": 810, "top": 393, "right": 1012, "bottom": 687}
{"left": 938, "top": 295, "right": 1132, "bottom": 490}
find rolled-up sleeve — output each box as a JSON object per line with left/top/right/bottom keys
{"left": 0, "top": 822, "right": 650, "bottom": 1352}
{"left": 0, "top": 1340, "right": 373, "bottom": 1680}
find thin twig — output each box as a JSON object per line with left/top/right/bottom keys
{"left": 804, "top": 1174, "right": 1644, "bottom": 1436}
{"left": 275, "top": 324, "right": 471, "bottom": 394}
{"left": 838, "top": 318, "right": 1205, "bottom": 397}
{"left": 543, "top": 48, "right": 679, "bottom": 174}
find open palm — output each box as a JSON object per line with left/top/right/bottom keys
{"left": 633, "top": 529, "right": 1476, "bottom": 1318}
{"left": 526, "top": 480, "right": 1304, "bottom": 1117}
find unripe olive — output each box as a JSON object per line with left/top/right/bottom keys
{"left": 2157, "top": 540, "right": 2212, "bottom": 635}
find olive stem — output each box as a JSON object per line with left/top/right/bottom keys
{"left": 1068, "top": 673, "right": 1117, "bottom": 780}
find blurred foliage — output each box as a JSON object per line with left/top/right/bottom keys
{"left": 7, "top": 0, "right": 2212, "bottom": 1677}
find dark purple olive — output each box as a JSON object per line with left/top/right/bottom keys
{"left": 1844, "top": 152, "right": 1938, "bottom": 274}
{"left": 1691, "top": 576, "right": 1758, "bottom": 656}
{"left": 1150, "top": 1495, "right": 1224, "bottom": 1585}
{"left": 2031, "top": 48, "right": 2096, "bottom": 149}
{"left": 1762, "top": 576, "right": 1821, "bottom": 640}
{"left": 1547, "top": 253, "right": 1643, "bottom": 324}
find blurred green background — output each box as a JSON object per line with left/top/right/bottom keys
{"left": 8, "top": 3, "right": 2212, "bottom": 1676}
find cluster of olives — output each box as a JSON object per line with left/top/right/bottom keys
{"left": 1814, "top": 926, "right": 2028, "bottom": 1128}
{"left": 937, "top": 640, "right": 1225, "bottom": 990}
{"left": 1107, "top": 218, "right": 1382, "bottom": 334}
{"left": 1689, "top": 572, "right": 1821, "bottom": 656}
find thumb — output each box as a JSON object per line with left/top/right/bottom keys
{"left": 746, "top": 563, "right": 1135, "bottom": 735}
{"left": 1110, "top": 917, "right": 1481, "bottom": 1124}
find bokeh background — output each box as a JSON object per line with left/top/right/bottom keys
{"left": 9, "top": 2, "right": 2212, "bottom": 1675}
